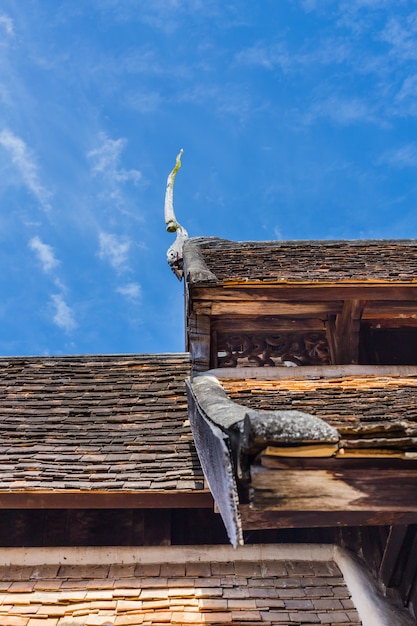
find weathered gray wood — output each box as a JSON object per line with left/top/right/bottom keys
{"left": 204, "top": 364, "right": 417, "bottom": 380}
{"left": 187, "top": 313, "right": 211, "bottom": 374}
{"left": 186, "top": 380, "right": 243, "bottom": 547}
{"left": 183, "top": 239, "right": 218, "bottom": 284}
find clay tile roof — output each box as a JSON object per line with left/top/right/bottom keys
{"left": 220, "top": 375, "right": 417, "bottom": 453}
{"left": 0, "top": 353, "right": 205, "bottom": 492}
{"left": 0, "top": 552, "right": 362, "bottom": 625}
{"left": 193, "top": 238, "right": 417, "bottom": 283}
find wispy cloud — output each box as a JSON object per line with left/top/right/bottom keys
{"left": 0, "top": 129, "right": 52, "bottom": 210}
{"left": 304, "top": 96, "right": 381, "bottom": 126}
{"left": 235, "top": 42, "right": 292, "bottom": 72}
{"left": 29, "top": 236, "right": 59, "bottom": 273}
{"left": 88, "top": 134, "right": 142, "bottom": 184}
{"left": 380, "top": 10, "right": 417, "bottom": 61}
{"left": 50, "top": 294, "right": 77, "bottom": 332}
{"left": 116, "top": 282, "right": 141, "bottom": 300}
{"left": 98, "top": 231, "right": 131, "bottom": 270}
{"left": 378, "top": 143, "right": 417, "bottom": 168}
{"left": 125, "top": 90, "right": 162, "bottom": 113}
{"left": 0, "top": 14, "right": 14, "bottom": 39}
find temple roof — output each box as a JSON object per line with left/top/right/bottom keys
{"left": 220, "top": 371, "right": 417, "bottom": 454}
{"left": 187, "top": 238, "right": 417, "bottom": 284}
{"left": 0, "top": 545, "right": 366, "bottom": 626}
{"left": 0, "top": 354, "right": 205, "bottom": 497}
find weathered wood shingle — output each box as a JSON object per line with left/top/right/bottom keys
{"left": 221, "top": 375, "right": 417, "bottom": 452}
{"left": 0, "top": 354, "right": 204, "bottom": 492}
{"left": 194, "top": 238, "right": 417, "bottom": 283}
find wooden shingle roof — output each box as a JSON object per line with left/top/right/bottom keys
{"left": 220, "top": 373, "right": 417, "bottom": 453}
{"left": 190, "top": 238, "right": 417, "bottom": 284}
{"left": 0, "top": 354, "right": 206, "bottom": 499}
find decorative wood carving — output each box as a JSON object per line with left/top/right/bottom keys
{"left": 216, "top": 331, "right": 330, "bottom": 368}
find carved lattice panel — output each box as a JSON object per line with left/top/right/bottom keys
{"left": 216, "top": 332, "right": 330, "bottom": 368}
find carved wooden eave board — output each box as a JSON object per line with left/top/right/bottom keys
{"left": 188, "top": 373, "right": 340, "bottom": 545}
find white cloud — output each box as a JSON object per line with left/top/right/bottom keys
{"left": 125, "top": 90, "right": 162, "bottom": 113}
{"left": 0, "top": 129, "right": 52, "bottom": 210}
{"left": 0, "top": 15, "right": 14, "bottom": 38}
{"left": 378, "top": 143, "right": 417, "bottom": 168}
{"left": 380, "top": 11, "right": 417, "bottom": 61}
{"left": 305, "top": 96, "right": 380, "bottom": 126}
{"left": 29, "top": 236, "right": 59, "bottom": 273}
{"left": 98, "top": 231, "right": 131, "bottom": 269}
{"left": 235, "top": 42, "right": 291, "bottom": 72}
{"left": 51, "top": 294, "right": 77, "bottom": 332}
{"left": 116, "top": 282, "right": 141, "bottom": 300}
{"left": 88, "top": 134, "right": 142, "bottom": 184}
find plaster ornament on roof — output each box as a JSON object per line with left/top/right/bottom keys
{"left": 164, "top": 149, "right": 188, "bottom": 280}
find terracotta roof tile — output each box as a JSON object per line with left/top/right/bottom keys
{"left": 0, "top": 559, "right": 362, "bottom": 625}
{"left": 0, "top": 354, "right": 204, "bottom": 493}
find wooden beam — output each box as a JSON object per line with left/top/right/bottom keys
{"left": 400, "top": 532, "right": 417, "bottom": 604}
{"left": 0, "top": 490, "right": 214, "bottom": 509}
{"left": 191, "top": 284, "right": 417, "bottom": 304}
{"left": 260, "top": 456, "right": 417, "bottom": 471}
{"left": 329, "top": 299, "right": 365, "bottom": 364}
{"left": 240, "top": 505, "right": 417, "bottom": 530}
{"left": 363, "top": 301, "right": 417, "bottom": 318}
{"left": 378, "top": 525, "right": 409, "bottom": 587}
{"left": 250, "top": 465, "right": 417, "bottom": 512}
{"left": 187, "top": 312, "right": 211, "bottom": 373}
{"left": 211, "top": 318, "right": 326, "bottom": 333}
{"left": 195, "top": 301, "right": 342, "bottom": 317}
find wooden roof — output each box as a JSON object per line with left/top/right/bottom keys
{"left": 220, "top": 373, "right": 417, "bottom": 453}
{"left": 0, "top": 354, "right": 207, "bottom": 504}
{"left": 189, "top": 238, "right": 417, "bottom": 284}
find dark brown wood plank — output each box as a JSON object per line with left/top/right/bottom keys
{"left": 332, "top": 299, "right": 365, "bottom": 364}
{"left": 260, "top": 457, "right": 417, "bottom": 471}
{"left": 400, "top": 531, "right": 417, "bottom": 604}
{"left": 211, "top": 318, "right": 326, "bottom": 332}
{"left": 191, "top": 284, "right": 417, "bottom": 304}
{"left": 144, "top": 509, "right": 171, "bottom": 546}
{"left": 250, "top": 466, "right": 417, "bottom": 512}
{"left": 240, "top": 505, "right": 417, "bottom": 529}
{"left": 0, "top": 491, "right": 214, "bottom": 509}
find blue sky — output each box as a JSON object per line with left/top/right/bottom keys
{"left": 1, "top": 0, "right": 417, "bottom": 356}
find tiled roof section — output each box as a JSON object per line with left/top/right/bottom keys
{"left": 0, "top": 560, "right": 361, "bottom": 625}
{"left": 194, "top": 238, "right": 417, "bottom": 283}
{"left": 221, "top": 375, "right": 417, "bottom": 451}
{"left": 0, "top": 354, "right": 204, "bottom": 491}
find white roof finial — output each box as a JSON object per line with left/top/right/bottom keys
{"left": 164, "top": 149, "right": 189, "bottom": 280}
